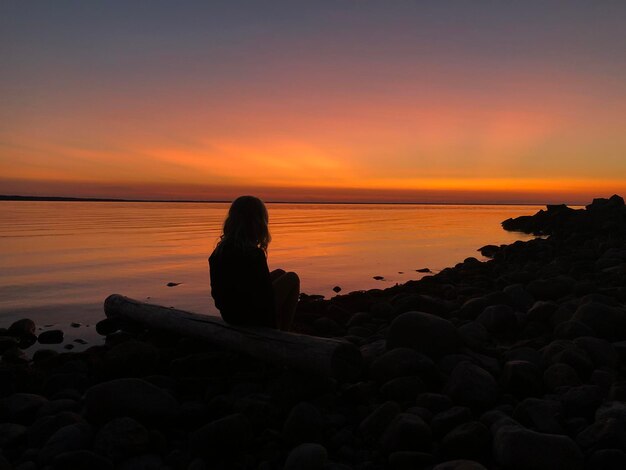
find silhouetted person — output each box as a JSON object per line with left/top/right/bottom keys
{"left": 209, "top": 195, "right": 299, "bottom": 331}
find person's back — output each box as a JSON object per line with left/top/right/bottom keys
{"left": 209, "top": 239, "right": 276, "bottom": 327}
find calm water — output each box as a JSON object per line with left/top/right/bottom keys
{"left": 0, "top": 202, "right": 537, "bottom": 341}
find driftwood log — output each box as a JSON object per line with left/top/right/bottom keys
{"left": 104, "top": 294, "right": 363, "bottom": 380}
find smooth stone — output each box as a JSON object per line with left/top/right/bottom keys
{"left": 93, "top": 417, "right": 150, "bottom": 463}
{"left": 358, "top": 401, "right": 401, "bottom": 442}
{"left": 572, "top": 302, "right": 626, "bottom": 341}
{"left": 554, "top": 321, "right": 594, "bottom": 339}
{"left": 527, "top": 276, "right": 574, "bottom": 301}
{"left": 493, "top": 424, "right": 583, "bottom": 470}
{"left": 27, "top": 411, "right": 83, "bottom": 448}
{"left": 476, "top": 304, "right": 517, "bottom": 339}
{"left": 500, "top": 360, "right": 543, "bottom": 399}
{"left": 189, "top": 413, "right": 252, "bottom": 456}
{"left": 37, "top": 330, "right": 64, "bottom": 344}
{"left": 512, "top": 398, "right": 564, "bottom": 435}
{"left": 380, "top": 376, "right": 424, "bottom": 402}
{"left": 574, "top": 336, "right": 618, "bottom": 369}
{"left": 386, "top": 311, "right": 458, "bottom": 358}
{"left": 587, "top": 449, "right": 626, "bottom": 470}
{"left": 370, "top": 348, "right": 434, "bottom": 383}
{"left": 284, "top": 443, "right": 328, "bottom": 470}
{"left": 543, "top": 363, "right": 581, "bottom": 392}
{"left": 415, "top": 393, "right": 453, "bottom": 414}
{"left": 53, "top": 450, "right": 113, "bottom": 470}
{"left": 84, "top": 378, "right": 180, "bottom": 423}
{"left": 440, "top": 421, "right": 491, "bottom": 461}
{"left": 457, "top": 322, "right": 494, "bottom": 352}
{"left": 0, "top": 422, "right": 27, "bottom": 448}
{"left": 527, "top": 301, "right": 558, "bottom": 323}
{"left": 39, "top": 423, "right": 93, "bottom": 463}
{"left": 388, "top": 451, "right": 434, "bottom": 469}
{"left": 443, "top": 362, "right": 498, "bottom": 410}
{"left": 575, "top": 417, "right": 626, "bottom": 451}
{"left": 117, "top": 454, "right": 164, "bottom": 470}
{"left": 104, "top": 340, "right": 159, "bottom": 377}
{"left": 0, "top": 393, "right": 48, "bottom": 424}
{"left": 283, "top": 402, "right": 324, "bottom": 444}
{"left": 95, "top": 318, "right": 120, "bottom": 336}
{"left": 561, "top": 385, "right": 603, "bottom": 420}
{"left": 503, "top": 284, "right": 534, "bottom": 311}
{"left": 595, "top": 401, "right": 626, "bottom": 427}
{"left": 8, "top": 319, "right": 36, "bottom": 337}
{"left": 431, "top": 406, "right": 473, "bottom": 438}
{"left": 379, "top": 413, "right": 432, "bottom": 454}
{"left": 432, "top": 460, "right": 487, "bottom": 470}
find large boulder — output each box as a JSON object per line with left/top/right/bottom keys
{"left": 84, "top": 378, "right": 179, "bottom": 424}
{"left": 493, "top": 425, "right": 583, "bottom": 470}
{"left": 284, "top": 443, "right": 328, "bottom": 470}
{"left": 572, "top": 302, "right": 626, "bottom": 341}
{"left": 443, "top": 362, "right": 498, "bottom": 410}
{"left": 476, "top": 305, "right": 517, "bottom": 339}
{"left": 387, "top": 311, "right": 458, "bottom": 358}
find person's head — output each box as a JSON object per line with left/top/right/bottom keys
{"left": 217, "top": 195, "right": 271, "bottom": 253}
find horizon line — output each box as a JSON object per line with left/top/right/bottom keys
{"left": 0, "top": 194, "right": 557, "bottom": 206}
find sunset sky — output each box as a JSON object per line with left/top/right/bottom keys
{"left": 2, "top": 1, "right": 625, "bottom": 204}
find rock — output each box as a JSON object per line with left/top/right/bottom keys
{"left": 595, "top": 401, "right": 626, "bottom": 427}
{"left": 574, "top": 336, "right": 618, "bottom": 369}
{"left": 512, "top": 398, "right": 564, "bottom": 434}
{"left": 95, "top": 318, "right": 120, "bottom": 336}
{"left": 576, "top": 417, "right": 626, "bottom": 451}
{"left": 478, "top": 245, "right": 500, "bottom": 258}
{"left": 444, "top": 362, "right": 498, "bottom": 410}
{"left": 527, "top": 276, "right": 574, "bottom": 301}
{"left": 93, "top": 417, "right": 150, "bottom": 463}
{"left": 379, "top": 413, "right": 432, "bottom": 453}
{"left": 476, "top": 304, "right": 517, "bottom": 339}
{"left": 542, "top": 340, "right": 594, "bottom": 379}
{"left": 388, "top": 451, "right": 434, "bottom": 469}
{"left": 53, "top": 450, "right": 113, "bottom": 470}
{"left": 38, "top": 330, "right": 64, "bottom": 344}
{"left": 380, "top": 376, "right": 424, "bottom": 402}
{"left": 284, "top": 443, "right": 328, "bottom": 470}
{"left": 572, "top": 301, "right": 626, "bottom": 341}
{"left": 370, "top": 348, "right": 435, "bottom": 383}
{"left": 500, "top": 360, "right": 543, "bottom": 399}
{"left": 166, "top": 282, "right": 180, "bottom": 287}
{"left": 431, "top": 406, "right": 472, "bottom": 438}
{"left": 373, "top": 276, "right": 384, "bottom": 280}
{"left": 39, "top": 423, "right": 93, "bottom": 463}
{"left": 104, "top": 340, "right": 159, "bottom": 377}
{"left": 359, "top": 339, "right": 386, "bottom": 367}
{"left": 562, "top": 385, "right": 603, "bottom": 420}
{"left": 84, "top": 378, "right": 180, "bottom": 423}
{"left": 440, "top": 421, "right": 490, "bottom": 461}
{"left": 0, "top": 422, "right": 27, "bottom": 448}
{"left": 358, "top": 401, "right": 401, "bottom": 442}
{"left": 527, "top": 301, "right": 558, "bottom": 323}
{"left": 8, "top": 318, "right": 36, "bottom": 337}
{"left": 493, "top": 424, "right": 583, "bottom": 470}
{"left": 432, "top": 460, "right": 487, "bottom": 470}
{"left": 503, "top": 284, "right": 534, "bottom": 311}
{"left": 0, "top": 393, "right": 48, "bottom": 424}
{"left": 333, "top": 286, "right": 342, "bottom": 293}
{"left": 543, "top": 363, "right": 581, "bottom": 392}
{"left": 27, "top": 411, "right": 83, "bottom": 448}
{"left": 387, "top": 311, "right": 458, "bottom": 358}
{"left": 457, "top": 322, "right": 494, "bottom": 352}
{"left": 554, "top": 321, "right": 594, "bottom": 339}
{"left": 587, "top": 449, "right": 626, "bottom": 470}
{"left": 283, "top": 402, "right": 324, "bottom": 444}
{"left": 415, "top": 393, "right": 453, "bottom": 414}
{"left": 189, "top": 413, "right": 252, "bottom": 457}
{"left": 0, "top": 336, "right": 19, "bottom": 354}
{"left": 117, "top": 454, "right": 164, "bottom": 470}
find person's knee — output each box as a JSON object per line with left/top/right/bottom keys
{"left": 285, "top": 271, "right": 300, "bottom": 288}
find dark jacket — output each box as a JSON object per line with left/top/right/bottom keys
{"left": 209, "top": 241, "right": 276, "bottom": 328}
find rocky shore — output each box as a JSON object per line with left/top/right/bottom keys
{"left": 1, "top": 196, "right": 626, "bottom": 469}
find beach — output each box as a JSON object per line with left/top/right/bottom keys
{"left": 1, "top": 196, "right": 625, "bottom": 469}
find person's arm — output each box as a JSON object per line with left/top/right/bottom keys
{"left": 252, "top": 249, "right": 277, "bottom": 328}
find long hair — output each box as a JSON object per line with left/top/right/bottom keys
{"left": 216, "top": 195, "right": 271, "bottom": 254}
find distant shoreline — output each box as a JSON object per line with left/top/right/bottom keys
{"left": 0, "top": 194, "right": 546, "bottom": 206}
